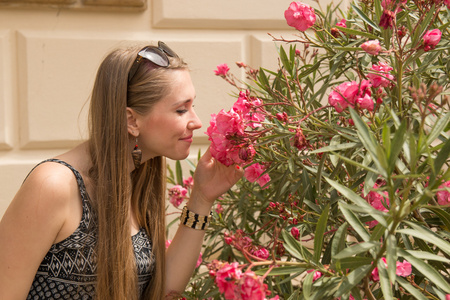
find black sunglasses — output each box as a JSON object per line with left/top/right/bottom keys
{"left": 128, "top": 41, "right": 179, "bottom": 82}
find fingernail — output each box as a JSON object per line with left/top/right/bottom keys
{"left": 235, "top": 165, "right": 241, "bottom": 170}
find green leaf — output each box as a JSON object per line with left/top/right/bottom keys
{"left": 282, "top": 229, "right": 305, "bottom": 261}
{"left": 303, "top": 271, "right": 314, "bottom": 300}
{"left": 396, "top": 277, "right": 429, "bottom": 300}
{"left": 339, "top": 257, "right": 373, "bottom": 269}
{"left": 176, "top": 160, "right": 183, "bottom": 185}
{"left": 279, "top": 45, "right": 293, "bottom": 76}
{"left": 334, "top": 241, "right": 380, "bottom": 259}
{"left": 398, "top": 221, "right": 450, "bottom": 256}
{"left": 386, "top": 235, "right": 397, "bottom": 283}
{"left": 405, "top": 250, "right": 450, "bottom": 264}
{"left": 310, "top": 142, "right": 359, "bottom": 154}
{"left": 431, "top": 137, "right": 450, "bottom": 184}
{"left": 377, "top": 259, "right": 394, "bottom": 300}
{"left": 335, "top": 265, "right": 372, "bottom": 297}
{"left": 398, "top": 248, "right": 450, "bottom": 293}
{"left": 423, "top": 207, "right": 450, "bottom": 230}
{"left": 255, "top": 266, "right": 306, "bottom": 276}
{"left": 298, "top": 60, "right": 321, "bottom": 80}
{"left": 331, "top": 223, "right": 349, "bottom": 258}
{"left": 339, "top": 202, "right": 370, "bottom": 242}
{"left": 388, "top": 121, "right": 407, "bottom": 174}
{"left": 351, "top": 3, "right": 381, "bottom": 32}
{"left": 314, "top": 204, "right": 330, "bottom": 262}
{"left": 423, "top": 112, "right": 450, "bottom": 153}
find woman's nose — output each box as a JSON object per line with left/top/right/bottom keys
{"left": 188, "top": 111, "right": 202, "bottom": 130}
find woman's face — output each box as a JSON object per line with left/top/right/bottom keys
{"left": 137, "top": 69, "right": 202, "bottom": 161}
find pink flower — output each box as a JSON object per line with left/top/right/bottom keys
{"left": 328, "top": 80, "right": 373, "bottom": 113}
{"left": 396, "top": 260, "right": 412, "bottom": 277}
{"left": 367, "top": 61, "right": 394, "bottom": 88}
{"left": 336, "top": 18, "right": 347, "bottom": 28}
{"left": 168, "top": 185, "right": 188, "bottom": 207}
{"left": 245, "top": 163, "right": 271, "bottom": 188}
{"left": 372, "top": 258, "right": 411, "bottom": 281}
{"left": 215, "top": 203, "right": 224, "bottom": 214}
{"left": 291, "top": 227, "right": 300, "bottom": 240}
{"left": 361, "top": 40, "right": 381, "bottom": 55}
{"left": 215, "top": 63, "right": 230, "bottom": 76}
{"left": 235, "top": 271, "right": 268, "bottom": 300}
{"left": 196, "top": 252, "right": 203, "bottom": 268}
{"left": 307, "top": 269, "right": 323, "bottom": 282}
{"left": 437, "top": 181, "right": 450, "bottom": 205}
{"left": 423, "top": 29, "right": 442, "bottom": 51}
{"left": 365, "top": 182, "right": 390, "bottom": 227}
{"left": 446, "top": 295, "right": 450, "bottom": 300}
{"left": 284, "top": 2, "right": 316, "bottom": 32}
{"left": 445, "top": 0, "right": 450, "bottom": 9}
{"left": 253, "top": 247, "right": 269, "bottom": 260}
{"left": 379, "top": 9, "right": 395, "bottom": 29}
{"left": 183, "top": 176, "right": 194, "bottom": 188}
{"left": 215, "top": 262, "right": 242, "bottom": 299}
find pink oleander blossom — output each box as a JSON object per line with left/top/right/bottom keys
{"left": 284, "top": 1, "right": 316, "bottom": 32}
{"left": 182, "top": 176, "right": 194, "bottom": 188}
{"left": 423, "top": 29, "right": 442, "bottom": 52}
{"left": 216, "top": 203, "right": 224, "bottom": 214}
{"left": 336, "top": 18, "right": 346, "bottom": 27}
{"left": 372, "top": 258, "right": 411, "bottom": 281}
{"left": 235, "top": 271, "right": 268, "bottom": 300}
{"left": 215, "top": 262, "right": 242, "bottom": 299}
{"left": 291, "top": 227, "right": 300, "bottom": 240}
{"left": 215, "top": 63, "right": 230, "bottom": 76}
{"left": 379, "top": 9, "right": 395, "bottom": 29}
{"left": 253, "top": 247, "right": 269, "bottom": 260}
{"left": 437, "top": 181, "right": 450, "bottom": 205}
{"left": 328, "top": 80, "right": 373, "bottom": 113}
{"left": 168, "top": 185, "right": 188, "bottom": 207}
{"left": 307, "top": 269, "right": 323, "bottom": 282}
{"left": 367, "top": 61, "right": 394, "bottom": 88}
{"left": 396, "top": 260, "right": 412, "bottom": 277}
{"left": 365, "top": 182, "right": 390, "bottom": 227}
{"left": 445, "top": 0, "right": 450, "bottom": 9}
{"left": 361, "top": 40, "right": 381, "bottom": 55}
{"left": 245, "top": 163, "right": 271, "bottom": 188}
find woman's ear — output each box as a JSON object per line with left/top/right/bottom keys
{"left": 126, "top": 107, "right": 139, "bottom": 136}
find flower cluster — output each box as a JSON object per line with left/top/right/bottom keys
{"left": 208, "top": 260, "right": 279, "bottom": 300}
{"left": 364, "top": 182, "right": 390, "bottom": 227}
{"left": 284, "top": 1, "right": 316, "bottom": 32}
{"left": 206, "top": 90, "right": 265, "bottom": 167}
{"left": 371, "top": 257, "right": 412, "bottom": 281}
{"left": 437, "top": 180, "right": 450, "bottom": 206}
{"left": 168, "top": 185, "right": 188, "bottom": 208}
{"left": 225, "top": 230, "right": 270, "bottom": 260}
{"left": 328, "top": 80, "right": 374, "bottom": 112}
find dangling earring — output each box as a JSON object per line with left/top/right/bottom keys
{"left": 131, "top": 137, "right": 142, "bottom": 170}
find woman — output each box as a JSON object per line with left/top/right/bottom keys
{"left": 0, "top": 41, "right": 243, "bottom": 299}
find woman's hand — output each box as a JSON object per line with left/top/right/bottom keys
{"left": 189, "top": 147, "right": 243, "bottom": 212}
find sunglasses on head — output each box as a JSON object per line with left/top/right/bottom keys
{"left": 128, "top": 41, "right": 179, "bottom": 83}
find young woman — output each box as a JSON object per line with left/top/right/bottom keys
{"left": 0, "top": 41, "right": 243, "bottom": 299}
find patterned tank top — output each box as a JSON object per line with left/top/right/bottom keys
{"left": 26, "top": 159, "right": 155, "bottom": 299}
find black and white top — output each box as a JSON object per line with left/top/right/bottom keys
{"left": 26, "top": 159, "right": 154, "bottom": 300}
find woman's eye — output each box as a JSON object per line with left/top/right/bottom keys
{"left": 176, "top": 109, "right": 188, "bottom": 114}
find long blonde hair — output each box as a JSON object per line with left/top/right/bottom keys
{"left": 88, "top": 44, "right": 187, "bottom": 300}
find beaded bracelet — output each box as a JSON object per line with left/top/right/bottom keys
{"left": 180, "top": 205, "right": 212, "bottom": 230}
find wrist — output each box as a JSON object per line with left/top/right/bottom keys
{"left": 187, "top": 190, "right": 214, "bottom": 215}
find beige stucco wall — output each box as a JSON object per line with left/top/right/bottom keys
{"left": 0, "top": 0, "right": 331, "bottom": 218}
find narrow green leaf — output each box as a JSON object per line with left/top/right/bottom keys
{"left": 388, "top": 121, "right": 407, "bottom": 173}
{"left": 405, "top": 250, "right": 450, "bottom": 264}
{"left": 334, "top": 241, "right": 380, "bottom": 259}
{"left": 377, "top": 259, "right": 394, "bottom": 300}
{"left": 255, "top": 266, "right": 306, "bottom": 276}
{"left": 331, "top": 223, "right": 349, "bottom": 258}
{"left": 176, "top": 160, "right": 183, "bottom": 185}
{"left": 339, "top": 257, "right": 373, "bottom": 270}
{"left": 423, "top": 112, "right": 450, "bottom": 152}
{"left": 432, "top": 137, "right": 450, "bottom": 183}
{"left": 382, "top": 123, "right": 391, "bottom": 159}
{"left": 423, "top": 207, "right": 450, "bottom": 230}
{"left": 339, "top": 202, "right": 370, "bottom": 242}
{"left": 310, "top": 142, "right": 359, "bottom": 154}
{"left": 298, "top": 60, "right": 321, "bottom": 79}
{"left": 386, "top": 235, "right": 397, "bottom": 283}
{"left": 396, "top": 277, "right": 429, "bottom": 300}
{"left": 281, "top": 229, "right": 305, "bottom": 261}
{"left": 314, "top": 204, "right": 330, "bottom": 262}
{"left": 399, "top": 248, "right": 450, "bottom": 293}
{"left": 335, "top": 265, "right": 372, "bottom": 296}
{"left": 279, "top": 45, "right": 293, "bottom": 76}
{"left": 399, "top": 221, "right": 450, "bottom": 256}
{"left": 303, "top": 271, "right": 314, "bottom": 300}
{"left": 351, "top": 3, "right": 381, "bottom": 32}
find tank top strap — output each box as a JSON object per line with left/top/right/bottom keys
{"left": 24, "top": 158, "right": 90, "bottom": 204}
